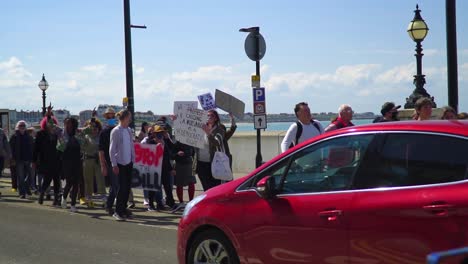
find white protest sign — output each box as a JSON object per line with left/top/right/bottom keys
{"left": 198, "top": 93, "right": 216, "bottom": 110}
{"left": 215, "top": 89, "right": 245, "bottom": 119}
{"left": 131, "top": 143, "right": 164, "bottom": 191}
{"left": 173, "top": 102, "right": 208, "bottom": 149}
{"left": 173, "top": 101, "right": 198, "bottom": 114}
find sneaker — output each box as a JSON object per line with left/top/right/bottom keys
{"left": 156, "top": 204, "right": 167, "bottom": 212}
{"left": 61, "top": 196, "right": 67, "bottom": 209}
{"left": 79, "top": 198, "right": 87, "bottom": 205}
{"left": 113, "top": 213, "right": 126, "bottom": 221}
{"left": 70, "top": 206, "right": 78, "bottom": 213}
{"left": 171, "top": 202, "right": 186, "bottom": 213}
{"left": 147, "top": 207, "right": 156, "bottom": 212}
{"left": 52, "top": 198, "right": 60, "bottom": 207}
{"left": 19, "top": 195, "right": 26, "bottom": 199}
{"left": 127, "top": 201, "right": 136, "bottom": 209}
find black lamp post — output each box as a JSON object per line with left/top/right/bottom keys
{"left": 38, "top": 74, "right": 49, "bottom": 116}
{"left": 404, "top": 5, "right": 436, "bottom": 109}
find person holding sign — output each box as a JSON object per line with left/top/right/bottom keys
{"left": 197, "top": 110, "right": 236, "bottom": 191}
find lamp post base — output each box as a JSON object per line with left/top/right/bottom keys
{"left": 404, "top": 74, "right": 436, "bottom": 109}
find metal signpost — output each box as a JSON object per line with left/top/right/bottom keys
{"left": 240, "top": 26, "right": 266, "bottom": 168}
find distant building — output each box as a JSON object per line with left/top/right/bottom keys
{"left": 12, "top": 110, "right": 43, "bottom": 126}
{"left": 79, "top": 110, "right": 93, "bottom": 126}
{"left": 52, "top": 109, "right": 71, "bottom": 125}
{"left": 134, "top": 111, "right": 156, "bottom": 123}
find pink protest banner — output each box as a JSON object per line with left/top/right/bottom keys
{"left": 131, "top": 143, "right": 164, "bottom": 191}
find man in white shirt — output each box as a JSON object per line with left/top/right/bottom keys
{"left": 109, "top": 109, "right": 135, "bottom": 221}
{"left": 281, "top": 102, "right": 324, "bottom": 153}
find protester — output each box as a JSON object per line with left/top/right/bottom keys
{"left": 197, "top": 110, "right": 235, "bottom": 191}
{"left": 82, "top": 117, "right": 105, "bottom": 208}
{"left": 9, "top": 121, "right": 33, "bottom": 199}
{"left": 373, "top": 102, "right": 401, "bottom": 123}
{"left": 33, "top": 109, "right": 61, "bottom": 206}
{"left": 325, "top": 104, "right": 355, "bottom": 132}
{"left": 441, "top": 106, "right": 457, "bottom": 120}
{"left": 0, "top": 126, "right": 11, "bottom": 185}
{"left": 155, "top": 116, "right": 173, "bottom": 137}
{"left": 140, "top": 126, "right": 160, "bottom": 211}
{"left": 155, "top": 125, "right": 176, "bottom": 210}
{"left": 60, "top": 118, "right": 82, "bottom": 212}
{"left": 109, "top": 109, "right": 135, "bottom": 221}
{"left": 413, "top": 97, "right": 433, "bottom": 121}
{"left": 281, "top": 102, "right": 324, "bottom": 152}
{"left": 137, "top": 121, "right": 149, "bottom": 142}
{"left": 100, "top": 107, "right": 118, "bottom": 215}
{"left": 26, "top": 127, "right": 38, "bottom": 193}
{"left": 172, "top": 141, "right": 196, "bottom": 212}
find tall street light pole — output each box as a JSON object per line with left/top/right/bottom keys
{"left": 123, "top": 0, "right": 146, "bottom": 129}
{"left": 404, "top": 5, "right": 436, "bottom": 109}
{"left": 446, "top": 0, "right": 458, "bottom": 112}
{"left": 38, "top": 74, "right": 49, "bottom": 117}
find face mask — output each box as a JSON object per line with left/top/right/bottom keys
{"left": 107, "top": 118, "right": 117, "bottom": 126}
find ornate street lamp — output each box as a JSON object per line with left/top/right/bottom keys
{"left": 404, "top": 4, "right": 436, "bottom": 109}
{"left": 38, "top": 74, "right": 49, "bottom": 116}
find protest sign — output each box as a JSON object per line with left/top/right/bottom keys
{"left": 215, "top": 89, "right": 245, "bottom": 119}
{"left": 198, "top": 93, "right": 216, "bottom": 110}
{"left": 173, "top": 103, "right": 208, "bottom": 149}
{"left": 173, "top": 101, "right": 198, "bottom": 114}
{"left": 131, "top": 143, "right": 164, "bottom": 191}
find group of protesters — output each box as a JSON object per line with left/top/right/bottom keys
{"left": 280, "top": 97, "right": 468, "bottom": 153}
{"left": 0, "top": 105, "right": 237, "bottom": 221}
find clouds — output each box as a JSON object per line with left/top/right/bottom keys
{"left": 0, "top": 57, "right": 33, "bottom": 88}
{"left": 1, "top": 55, "right": 467, "bottom": 114}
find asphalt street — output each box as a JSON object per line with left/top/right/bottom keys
{"left": 0, "top": 184, "right": 180, "bottom": 264}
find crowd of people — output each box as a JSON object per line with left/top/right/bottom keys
{"left": 0, "top": 98, "right": 466, "bottom": 220}
{"left": 0, "top": 105, "right": 237, "bottom": 222}
{"left": 280, "top": 97, "right": 468, "bottom": 153}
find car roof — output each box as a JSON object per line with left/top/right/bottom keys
{"left": 254, "top": 120, "right": 468, "bottom": 176}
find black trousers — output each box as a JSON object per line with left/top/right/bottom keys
{"left": 116, "top": 163, "right": 133, "bottom": 216}
{"left": 40, "top": 170, "right": 60, "bottom": 196}
{"left": 161, "top": 171, "right": 175, "bottom": 207}
{"left": 196, "top": 161, "right": 221, "bottom": 192}
{"left": 63, "top": 177, "right": 79, "bottom": 206}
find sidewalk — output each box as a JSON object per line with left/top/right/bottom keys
{"left": 0, "top": 169, "right": 248, "bottom": 204}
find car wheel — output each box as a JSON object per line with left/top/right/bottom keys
{"left": 187, "top": 229, "right": 239, "bottom": 264}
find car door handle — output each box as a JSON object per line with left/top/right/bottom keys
{"left": 318, "top": 210, "right": 343, "bottom": 221}
{"left": 423, "top": 204, "right": 454, "bottom": 216}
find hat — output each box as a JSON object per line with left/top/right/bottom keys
{"left": 381, "top": 102, "right": 401, "bottom": 115}
{"left": 153, "top": 125, "right": 166, "bottom": 133}
{"left": 104, "top": 107, "right": 116, "bottom": 116}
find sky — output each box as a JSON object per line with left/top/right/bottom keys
{"left": 1, "top": 0, "right": 467, "bottom": 115}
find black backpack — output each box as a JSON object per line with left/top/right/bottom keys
{"left": 289, "top": 120, "right": 321, "bottom": 149}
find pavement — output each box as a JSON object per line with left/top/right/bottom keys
{"left": 0, "top": 170, "right": 248, "bottom": 264}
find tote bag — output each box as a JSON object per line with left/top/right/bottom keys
{"left": 211, "top": 134, "right": 233, "bottom": 181}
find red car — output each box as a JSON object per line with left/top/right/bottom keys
{"left": 178, "top": 120, "right": 468, "bottom": 264}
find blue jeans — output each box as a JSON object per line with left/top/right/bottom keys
{"left": 105, "top": 164, "right": 119, "bottom": 209}
{"left": 16, "top": 161, "right": 31, "bottom": 196}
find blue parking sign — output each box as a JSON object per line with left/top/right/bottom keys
{"left": 253, "top": 88, "right": 265, "bottom": 102}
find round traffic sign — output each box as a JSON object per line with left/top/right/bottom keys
{"left": 244, "top": 32, "right": 266, "bottom": 61}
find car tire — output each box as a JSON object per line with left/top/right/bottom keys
{"left": 187, "top": 229, "right": 239, "bottom": 264}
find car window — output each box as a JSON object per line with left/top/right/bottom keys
{"left": 279, "top": 134, "right": 375, "bottom": 194}
{"left": 244, "top": 157, "right": 291, "bottom": 190}
{"left": 353, "top": 133, "right": 468, "bottom": 189}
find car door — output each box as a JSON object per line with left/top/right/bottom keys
{"left": 348, "top": 132, "right": 468, "bottom": 264}
{"left": 238, "top": 134, "right": 376, "bottom": 264}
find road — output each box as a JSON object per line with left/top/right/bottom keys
{"left": 0, "top": 188, "right": 180, "bottom": 264}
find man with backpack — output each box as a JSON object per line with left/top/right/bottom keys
{"left": 281, "top": 102, "right": 324, "bottom": 153}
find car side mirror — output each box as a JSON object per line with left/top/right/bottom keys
{"left": 256, "top": 176, "right": 277, "bottom": 199}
